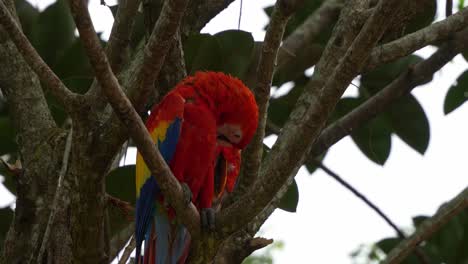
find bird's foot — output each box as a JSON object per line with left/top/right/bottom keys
{"left": 201, "top": 208, "right": 215, "bottom": 231}
{"left": 181, "top": 183, "right": 192, "bottom": 206}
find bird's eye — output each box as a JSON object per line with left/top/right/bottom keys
{"left": 234, "top": 133, "right": 241, "bottom": 139}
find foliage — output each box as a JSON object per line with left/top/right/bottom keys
{"left": 352, "top": 207, "right": 468, "bottom": 264}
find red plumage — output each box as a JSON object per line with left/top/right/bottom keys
{"left": 136, "top": 71, "right": 258, "bottom": 264}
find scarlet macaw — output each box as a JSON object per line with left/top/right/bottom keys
{"left": 135, "top": 71, "right": 258, "bottom": 264}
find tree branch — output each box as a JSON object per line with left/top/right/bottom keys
{"left": 365, "top": 7, "right": 468, "bottom": 71}
{"left": 130, "top": 0, "right": 190, "bottom": 113}
{"left": 310, "top": 27, "right": 468, "bottom": 157}
{"left": 382, "top": 186, "right": 468, "bottom": 264}
{"left": 180, "top": 0, "right": 236, "bottom": 38}
{"left": 277, "top": 0, "right": 344, "bottom": 69}
{"left": 86, "top": 0, "right": 141, "bottom": 105}
{"left": 0, "top": 1, "right": 79, "bottom": 113}
{"left": 37, "top": 123, "right": 73, "bottom": 262}
{"left": 238, "top": 0, "right": 300, "bottom": 196}
{"left": 118, "top": 236, "right": 136, "bottom": 264}
{"left": 218, "top": 0, "right": 405, "bottom": 235}
{"left": 67, "top": 0, "right": 200, "bottom": 236}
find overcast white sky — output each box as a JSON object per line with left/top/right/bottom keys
{"left": 2, "top": 0, "right": 468, "bottom": 263}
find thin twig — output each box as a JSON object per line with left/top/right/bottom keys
{"left": 315, "top": 161, "right": 431, "bottom": 264}
{"left": 67, "top": 0, "right": 200, "bottom": 236}
{"left": 446, "top": 0, "right": 453, "bottom": 17}
{"left": 118, "top": 236, "right": 136, "bottom": 264}
{"left": 36, "top": 123, "right": 73, "bottom": 263}
{"left": 0, "top": 1, "right": 78, "bottom": 112}
{"left": 382, "top": 186, "right": 468, "bottom": 264}
{"left": 238, "top": 0, "right": 243, "bottom": 29}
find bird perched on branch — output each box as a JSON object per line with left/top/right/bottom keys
{"left": 135, "top": 71, "right": 258, "bottom": 264}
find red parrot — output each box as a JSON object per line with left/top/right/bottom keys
{"left": 135, "top": 71, "right": 258, "bottom": 264}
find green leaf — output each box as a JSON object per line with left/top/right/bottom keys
{"left": 108, "top": 5, "right": 118, "bottom": 18}
{"left": 30, "top": 0, "right": 75, "bottom": 69}
{"left": 351, "top": 116, "right": 392, "bottom": 165}
{"left": 0, "top": 208, "right": 13, "bottom": 254}
{"left": 184, "top": 30, "right": 255, "bottom": 79}
{"left": 268, "top": 75, "right": 309, "bottom": 129}
{"left": 185, "top": 33, "right": 222, "bottom": 74}
{"left": 444, "top": 70, "right": 468, "bottom": 114}
{"left": 404, "top": 0, "right": 437, "bottom": 34}
{"left": 213, "top": 30, "right": 254, "bottom": 78}
{"left": 386, "top": 94, "right": 430, "bottom": 154}
{"left": 106, "top": 165, "right": 136, "bottom": 206}
{"left": 459, "top": 0, "right": 466, "bottom": 10}
{"left": 15, "top": 0, "right": 39, "bottom": 39}
{"left": 376, "top": 237, "right": 400, "bottom": 253}
{"left": 0, "top": 117, "right": 16, "bottom": 156}
{"left": 361, "top": 55, "right": 425, "bottom": 95}
{"left": 55, "top": 39, "right": 94, "bottom": 94}
{"left": 304, "top": 151, "right": 327, "bottom": 175}
{"left": 278, "top": 179, "right": 299, "bottom": 213}
{"left": 106, "top": 165, "right": 135, "bottom": 239}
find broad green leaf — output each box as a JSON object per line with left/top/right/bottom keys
{"left": 331, "top": 97, "right": 362, "bottom": 121}
{"left": 0, "top": 117, "right": 16, "bottom": 155}
{"left": 376, "top": 238, "right": 400, "bottom": 253}
{"left": 361, "top": 55, "right": 425, "bottom": 95}
{"left": 459, "top": 0, "right": 466, "bottom": 10}
{"left": 55, "top": 39, "right": 94, "bottom": 94}
{"left": 404, "top": 0, "right": 437, "bottom": 34}
{"left": 106, "top": 165, "right": 136, "bottom": 206}
{"left": 106, "top": 165, "right": 135, "bottom": 238}
{"left": 185, "top": 30, "right": 255, "bottom": 79}
{"left": 278, "top": 179, "right": 299, "bottom": 213}
{"left": 214, "top": 30, "right": 254, "bottom": 78}
{"left": 0, "top": 208, "right": 13, "bottom": 254}
{"left": 444, "top": 70, "right": 468, "bottom": 114}
{"left": 304, "top": 151, "right": 327, "bottom": 175}
{"left": 386, "top": 94, "right": 430, "bottom": 154}
{"left": 351, "top": 116, "right": 392, "bottom": 165}
{"left": 268, "top": 75, "right": 309, "bottom": 129}
{"left": 108, "top": 5, "right": 118, "bottom": 18}
{"left": 30, "top": 0, "right": 75, "bottom": 69}
{"left": 185, "top": 34, "right": 222, "bottom": 74}
{"left": 15, "top": 0, "right": 39, "bottom": 39}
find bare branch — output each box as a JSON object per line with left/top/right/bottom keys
{"left": 181, "top": 0, "right": 236, "bottom": 37}
{"left": 37, "top": 122, "right": 73, "bottom": 263}
{"left": 239, "top": 0, "right": 300, "bottom": 195}
{"left": 109, "top": 223, "right": 134, "bottom": 261}
{"left": 310, "top": 28, "right": 468, "bottom": 157}
{"left": 131, "top": 0, "right": 190, "bottom": 113}
{"left": 218, "top": 0, "right": 406, "bottom": 235}
{"left": 382, "top": 186, "right": 468, "bottom": 264}
{"left": 0, "top": 1, "right": 78, "bottom": 112}
{"left": 118, "top": 236, "right": 136, "bottom": 264}
{"left": 365, "top": 7, "right": 468, "bottom": 70}
{"left": 67, "top": 0, "right": 200, "bottom": 236}
{"left": 277, "top": 0, "right": 344, "bottom": 69}
{"left": 86, "top": 0, "right": 141, "bottom": 104}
